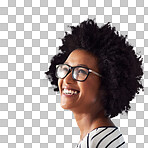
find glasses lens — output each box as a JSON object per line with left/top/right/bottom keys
{"left": 73, "top": 67, "right": 88, "bottom": 81}
{"left": 56, "top": 64, "right": 69, "bottom": 78}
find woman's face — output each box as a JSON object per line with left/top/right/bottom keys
{"left": 58, "top": 49, "right": 103, "bottom": 113}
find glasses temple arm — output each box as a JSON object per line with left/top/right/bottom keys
{"left": 89, "top": 69, "right": 103, "bottom": 77}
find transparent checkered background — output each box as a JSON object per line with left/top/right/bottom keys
{"left": 0, "top": 0, "right": 147, "bottom": 148}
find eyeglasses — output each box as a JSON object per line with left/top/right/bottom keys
{"left": 55, "top": 64, "right": 102, "bottom": 82}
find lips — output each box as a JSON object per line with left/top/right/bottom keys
{"left": 62, "top": 87, "right": 80, "bottom": 96}
{"left": 63, "top": 89, "right": 79, "bottom": 95}
{"left": 62, "top": 87, "right": 80, "bottom": 92}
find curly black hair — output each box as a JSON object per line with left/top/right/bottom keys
{"left": 45, "top": 19, "right": 144, "bottom": 118}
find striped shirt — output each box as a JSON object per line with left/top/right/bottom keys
{"left": 75, "top": 126, "right": 126, "bottom": 148}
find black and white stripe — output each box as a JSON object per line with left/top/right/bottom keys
{"left": 75, "top": 127, "right": 126, "bottom": 148}
{"left": 91, "top": 127, "right": 108, "bottom": 141}
{"left": 105, "top": 134, "right": 122, "bottom": 148}
{"left": 87, "top": 133, "right": 89, "bottom": 148}
{"left": 116, "top": 141, "right": 126, "bottom": 148}
{"left": 95, "top": 128, "right": 118, "bottom": 147}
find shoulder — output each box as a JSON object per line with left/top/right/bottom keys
{"left": 89, "top": 127, "right": 126, "bottom": 147}
{"left": 76, "top": 127, "right": 126, "bottom": 148}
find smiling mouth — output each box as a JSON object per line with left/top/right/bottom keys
{"left": 62, "top": 89, "right": 80, "bottom": 95}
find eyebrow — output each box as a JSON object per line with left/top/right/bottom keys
{"left": 64, "top": 62, "right": 88, "bottom": 68}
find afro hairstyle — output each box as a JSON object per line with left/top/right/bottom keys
{"left": 45, "top": 19, "right": 144, "bottom": 118}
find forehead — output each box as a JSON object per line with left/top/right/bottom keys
{"left": 65, "top": 49, "right": 98, "bottom": 69}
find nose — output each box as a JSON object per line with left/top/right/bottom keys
{"left": 63, "top": 70, "right": 75, "bottom": 84}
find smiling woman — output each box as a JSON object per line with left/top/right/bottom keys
{"left": 58, "top": 49, "right": 102, "bottom": 113}
{"left": 45, "top": 19, "right": 143, "bottom": 148}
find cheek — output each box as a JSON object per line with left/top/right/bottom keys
{"left": 82, "top": 79, "right": 100, "bottom": 102}
{"left": 85, "top": 78, "right": 100, "bottom": 91}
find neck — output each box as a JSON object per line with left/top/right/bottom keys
{"left": 73, "top": 110, "right": 115, "bottom": 141}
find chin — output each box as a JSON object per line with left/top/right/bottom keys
{"left": 60, "top": 102, "right": 75, "bottom": 111}
{"left": 60, "top": 102, "right": 70, "bottom": 109}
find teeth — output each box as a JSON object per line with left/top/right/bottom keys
{"left": 63, "top": 89, "right": 79, "bottom": 95}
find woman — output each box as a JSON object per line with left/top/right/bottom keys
{"left": 45, "top": 19, "right": 143, "bottom": 148}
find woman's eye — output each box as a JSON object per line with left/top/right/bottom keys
{"left": 63, "top": 68, "right": 69, "bottom": 71}
{"left": 78, "top": 70, "right": 87, "bottom": 74}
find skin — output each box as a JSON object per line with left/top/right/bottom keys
{"left": 58, "top": 49, "right": 114, "bottom": 141}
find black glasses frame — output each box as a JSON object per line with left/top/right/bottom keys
{"left": 55, "top": 64, "right": 102, "bottom": 82}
